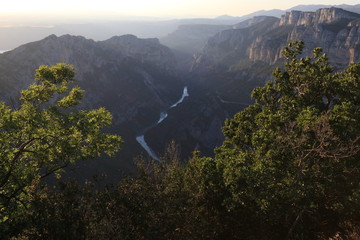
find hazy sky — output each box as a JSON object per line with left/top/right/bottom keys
{"left": 1, "top": 0, "right": 360, "bottom": 18}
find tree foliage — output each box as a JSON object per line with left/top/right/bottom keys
{"left": 217, "top": 40, "right": 360, "bottom": 238}
{"left": 3, "top": 42, "right": 360, "bottom": 239}
{"left": 0, "top": 63, "right": 122, "bottom": 231}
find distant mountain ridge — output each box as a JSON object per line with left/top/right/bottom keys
{"left": 277, "top": 7, "right": 360, "bottom": 26}
{"left": 2, "top": 4, "right": 360, "bottom": 51}
{"left": 192, "top": 7, "right": 360, "bottom": 72}
{"left": 160, "top": 24, "right": 231, "bottom": 55}
{"left": 232, "top": 4, "right": 360, "bottom": 23}
{"left": 160, "top": 4, "right": 360, "bottom": 70}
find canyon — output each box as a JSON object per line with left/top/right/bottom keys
{"left": 0, "top": 7, "right": 359, "bottom": 178}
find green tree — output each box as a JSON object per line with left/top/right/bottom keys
{"left": 216, "top": 41, "right": 360, "bottom": 239}
{"left": 5, "top": 43, "right": 360, "bottom": 240}
{"left": 0, "top": 63, "right": 122, "bottom": 231}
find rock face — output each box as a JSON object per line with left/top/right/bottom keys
{"left": 0, "top": 34, "right": 182, "bottom": 176}
{"left": 192, "top": 7, "right": 360, "bottom": 71}
{"left": 277, "top": 8, "right": 359, "bottom": 26}
{"left": 190, "top": 16, "right": 279, "bottom": 73}
{"left": 257, "top": 7, "right": 360, "bottom": 66}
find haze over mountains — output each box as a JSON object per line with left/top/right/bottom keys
{"left": 1, "top": 4, "right": 360, "bottom": 51}
{"left": 1, "top": 4, "right": 360, "bottom": 177}
{"left": 0, "top": 18, "right": 241, "bottom": 51}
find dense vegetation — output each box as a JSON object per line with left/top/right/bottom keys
{"left": 1, "top": 41, "right": 359, "bottom": 239}
{"left": 0, "top": 64, "right": 122, "bottom": 238}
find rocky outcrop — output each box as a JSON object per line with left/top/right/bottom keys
{"left": 192, "top": 7, "right": 360, "bottom": 71}
{"left": 191, "top": 16, "right": 278, "bottom": 72}
{"left": 278, "top": 8, "right": 360, "bottom": 26}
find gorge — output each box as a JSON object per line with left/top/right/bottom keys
{"left": 1, "top": 4, "right": 360, "bottom": 239}
{"left": 136, "top": 86, "right": 189, "bottom": 161}
{"left": 0, "top": 6, "right": 359, "bottom": 177}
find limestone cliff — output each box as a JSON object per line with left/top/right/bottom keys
{"left": 192, "top": 7, "right": 360, "bottom": 71}
{"left": 277, "top": 7, "right": 359, "bottom": 26}
{"left": 251, "top": 8, "right": 360, "bottom": 66}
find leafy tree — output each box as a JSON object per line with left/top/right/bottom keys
{"left": 4, "top": 42, "right": 360, "bottom": 240}
{"left": 216, "top": 41, "right": 360, "bottom": 239}
{"left": 11, "top": 142, "right": 186, "bottom": 240}
{"left": 0, "top": 63, "right": 122, "bottom": 232}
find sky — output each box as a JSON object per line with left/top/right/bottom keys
{"left": 1, "top": 0, "right": 360, "bottom": 19}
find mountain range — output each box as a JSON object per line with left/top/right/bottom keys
{"left": 1, "top": 4, "right": 360, "bottom": 51}
{"left": 1, "top": 6, "right": 360, "bottom": 177}
{"left": 0, "top": 34, "right": 183, "bottom": 178}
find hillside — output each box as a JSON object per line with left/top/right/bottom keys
{"left": 0, "top": 34, "right": 183, "bottom": 177}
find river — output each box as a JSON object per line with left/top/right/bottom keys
{"left": 136, "top": 86, "right": 189, "bottom": 161}
{"left": 217, "top": 95, "right": 250, "bottom": 106}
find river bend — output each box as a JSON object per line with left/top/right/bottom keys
{"left": 136, "top": 86, "right": 189, "bottom": 161}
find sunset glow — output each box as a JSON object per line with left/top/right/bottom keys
{"left": 1, "top": 0, "right": 360, "bottom": 18}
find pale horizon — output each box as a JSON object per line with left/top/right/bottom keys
{"left": 1, "top": 0, "right": 360, "bottom": 50}
{"left": 1, "top": 0, "right": 360, "bottom": 21}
